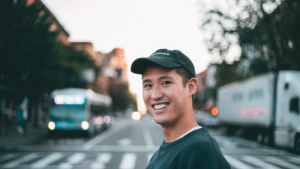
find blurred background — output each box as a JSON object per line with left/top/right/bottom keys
{"left": 0, "top": 0, "right": 300, "bottom": 169}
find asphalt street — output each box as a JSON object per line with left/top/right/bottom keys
{"left": 1, "top": 117, "right": 300, "bottom": 169}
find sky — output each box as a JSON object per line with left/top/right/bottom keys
{"left": 42, "top": 0, "right": 216, "bottom": 113}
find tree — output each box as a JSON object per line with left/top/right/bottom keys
{"left": 109, "top": 80, "right": 137, "bottom": 112}
{"left": 43, "top": 43, "right": 97, "bottom": 91}
{"left": 0, "top": 0, "right": 97, "bottom": 126}
{"left": 201, "top": 0, "right": 300, "bottom": 80}
{"left": 0, "top": 0, "right": 57, "bottom": 90}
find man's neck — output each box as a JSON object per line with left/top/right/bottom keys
{"left": 161, "top": 114, "right": 198, "bottom": 143}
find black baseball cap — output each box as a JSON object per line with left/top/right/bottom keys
{"left": 131, "top": 49, "right": 195, "bottom": 77}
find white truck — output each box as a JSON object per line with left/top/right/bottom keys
{"left": 217, "top": 71, "right": 300, "bottom": 152}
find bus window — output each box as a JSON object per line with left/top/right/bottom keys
{"left": 91, "top": 105, "right": 108, "bottom": 116}
{"left": 50, "top": 103, "right": 86, "bottom": 120}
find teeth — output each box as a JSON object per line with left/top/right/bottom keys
{"left": 154, "top": 104, "right": 167, "bottom": 110}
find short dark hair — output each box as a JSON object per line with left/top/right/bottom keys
{"left": 175, "top": 67, "right": 194, "bottom": 87}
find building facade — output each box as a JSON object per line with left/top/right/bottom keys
{"left": 195, "top": 65, "right": 216, "bottom": 112}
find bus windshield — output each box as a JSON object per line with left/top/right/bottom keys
{"left": 50, "top": 104, "right": 86, "bottom": 120}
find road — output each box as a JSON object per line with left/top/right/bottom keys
{"left": 1, "top": 117, "right": 300, "bottom": 169}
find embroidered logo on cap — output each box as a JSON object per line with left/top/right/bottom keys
{"left": 151, "top": 52, "right": 170, "bottom": 57}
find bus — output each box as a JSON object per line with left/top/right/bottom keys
{"left": 47, "top": 88, "right": 112, "bottom": 136}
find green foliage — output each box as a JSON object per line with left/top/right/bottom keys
{"left": 204, "top": 62, "right": 242, "bottom": 103}
{"left": 201, "top": 0, "right": 300, "bottom": 83}
{"left": 0, "top": 0, "right": 97, "bottom": 101}
{"left": 214, "top": 61, "right": 241, "bottom": 87}
{"left": 192, "top": 92, "right": 201, "bottom": 109}
{"left": 109, "top": 81, "right": 137, "bottom": 112}
{"left": 42, "top": 43, "right": 97, "bottom": 91}
{"left": 0, "top": 0, "right": 57, "bottom": 89}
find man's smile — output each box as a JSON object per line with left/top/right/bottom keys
{"left": 152, "top": 103, "right": 169, "bottom": 110}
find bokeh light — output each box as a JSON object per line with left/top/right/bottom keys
{"left": 211, "top": 107, "right": 218, "bottom": 116}
{"left": 131, "top": 112, "right": 141, "bottom": 120}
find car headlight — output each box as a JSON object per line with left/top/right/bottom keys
{"left": 48, "top": 121, "right": 55, "bottom": 130}
{"left": 81, "top": 121, "right": 89, "bottom": 130}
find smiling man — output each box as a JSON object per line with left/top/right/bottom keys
{"left": 131, "top": 49, "right": 230, "bottom": 169}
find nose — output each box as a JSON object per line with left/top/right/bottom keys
{"left": 151, "top": 86, "right": 163, "bottom": 100}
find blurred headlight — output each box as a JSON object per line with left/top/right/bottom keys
{"left": 131, "top": 112, "right": 141, "bottom": 120}
{"left": 48, "top": 121, "right": 55, "bottom": 130}
{"left": 81, "top": 121, "right": 89, "bottom": 130}
{"left": 103, "top": 116, "right": 111, "bottom": 123}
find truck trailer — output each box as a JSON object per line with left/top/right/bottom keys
{"left": 217, "top": 71, "right": 300, "bottom": 152}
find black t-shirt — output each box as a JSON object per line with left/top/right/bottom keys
{"left": 146, "top": 128, "right": 231, "bottom": 169}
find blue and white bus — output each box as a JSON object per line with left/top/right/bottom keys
{"left": 47, "top": 88, "right": 112, "bottom": 136}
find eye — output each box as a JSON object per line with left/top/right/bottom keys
{"left": 144, "top": 84, "right": 152, "bottom": 88}
{"left": 162, "top": 81, "right": 171, "bottom": 85}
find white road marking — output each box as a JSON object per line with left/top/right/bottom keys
{"left": 58, "top": 163, "right": 72, "bottom": 169}
{"left": 288, "top": 157, "right": 300, "bottom": 165}
{"left": 31, "top": 152, "right": 63, "bottom": 168}
{"left": 222, "top": 140, "right": 238, "bottom": 148}
{"left": 3, "top": 153, "right": 38, "bottom": 168}
{"left": 96, "top": 153, "right": 112, "bottom": 163}
{"left": 119, "top": 153, "right": 137, "bottom": 169}
{"left": 265, "top": 156, "right": 300, "bottom": 169}
{"left": 117, "top": 138, "right": 132, "bottom": 145}
{"left": 259, "top": 148, "right": 290, "bottom": 155}
{"left": 59, "top": 153, "right": 86, "bottom": 169}
{"left": 242, "top": 155, "right": 280, "bottom": 169}
{"left": 147, "top": 153, "right": 153, "bottom": 164}
{"left": 143, "top": 128, "right": 154, "bottom": 149}
{"left": 224, "top": 154, "right": 253, "bottom": 169}
{"left": 0, "top": 153, "right": 17, "bottom": 162}
{"left": 18, "top": 145, "right": 159, "bottom": 152}
{"left": 83, "top": 121, "right": 128, "bottom": 150}
{"left": 90, "top": 153, "right": 112, "bottom": 169}
{"left": 67, "top": 153, "right": 86, "bottom": 164}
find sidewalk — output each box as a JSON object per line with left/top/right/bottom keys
{"left": 0, "top": 122, "right": 48, "bottom": 152}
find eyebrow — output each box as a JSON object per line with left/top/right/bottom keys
{"left": 142, "top": 75, "right": 174, "bottom": 84}
{"left": 143, "top": 79, "right": 151, "bottom": 84}
{"left": 159, "top": 75, "right": 174, "bottom": 80}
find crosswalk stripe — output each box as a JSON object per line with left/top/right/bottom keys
{"left": 0, "top": 153, "right": 17, "bottom": 163}
{"left": 58, "top": 163, "right": 73, "bottom": 169}
{"left": 67, "top": 153, "right": 86, "bottom": 164}
{"left": 224, "top": 155, "right": 253, "bottom": 169}
{"left": 265, "top": 156, "right": 300, "bottom": 169}
{"left": 288, "top": 157, "right": 300, "bottom": 165}
{"left": 3, "top": 153, "right": 38, "bottom": 168}
{"left": 147, "top": 153, "right": 153, "bottom": 163}
{"left": 31, "top": 152, "right": 63, "bottom": 168}
{"left": 242, "top": 155, "right": 280, "bottom": 169}
{"left": 90, "top": 153, "right": 112, "bottom": 169}
{"left": 59, "top": 153, "right": 86, "bottom": 169}
{"left": 9, "top": 151, "right": 300, "bottom": 169}
{"left": 119, "top": 153, "right": 137, "bottom": 169}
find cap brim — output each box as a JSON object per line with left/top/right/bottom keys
{"left": 131, "top": 57, "right": 181, "bottom": 75}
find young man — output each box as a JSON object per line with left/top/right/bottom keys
{"left": 131, "top": 49, "right": 231, "bottom": 169}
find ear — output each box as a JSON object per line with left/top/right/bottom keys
{"left": 187, "top": 78, "right": 197, "bottom": 96}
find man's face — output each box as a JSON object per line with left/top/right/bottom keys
{"left": 142, "top": 65, "right": 190, "bottom": 126}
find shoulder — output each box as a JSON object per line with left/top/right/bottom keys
{"left": 169, "top": 129, "right": 217, "bottom": 168}
{"left": 178, "top": 128, "right": 228, "bottom": 161}
{"left": 183, "top": 128, "right": 216, "bottom": 149}
{"left": 170, "top": 128, "right": 218, "bottom": 161}
{"left": 176, "top": 129, "right": 231, "bottom": 168}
